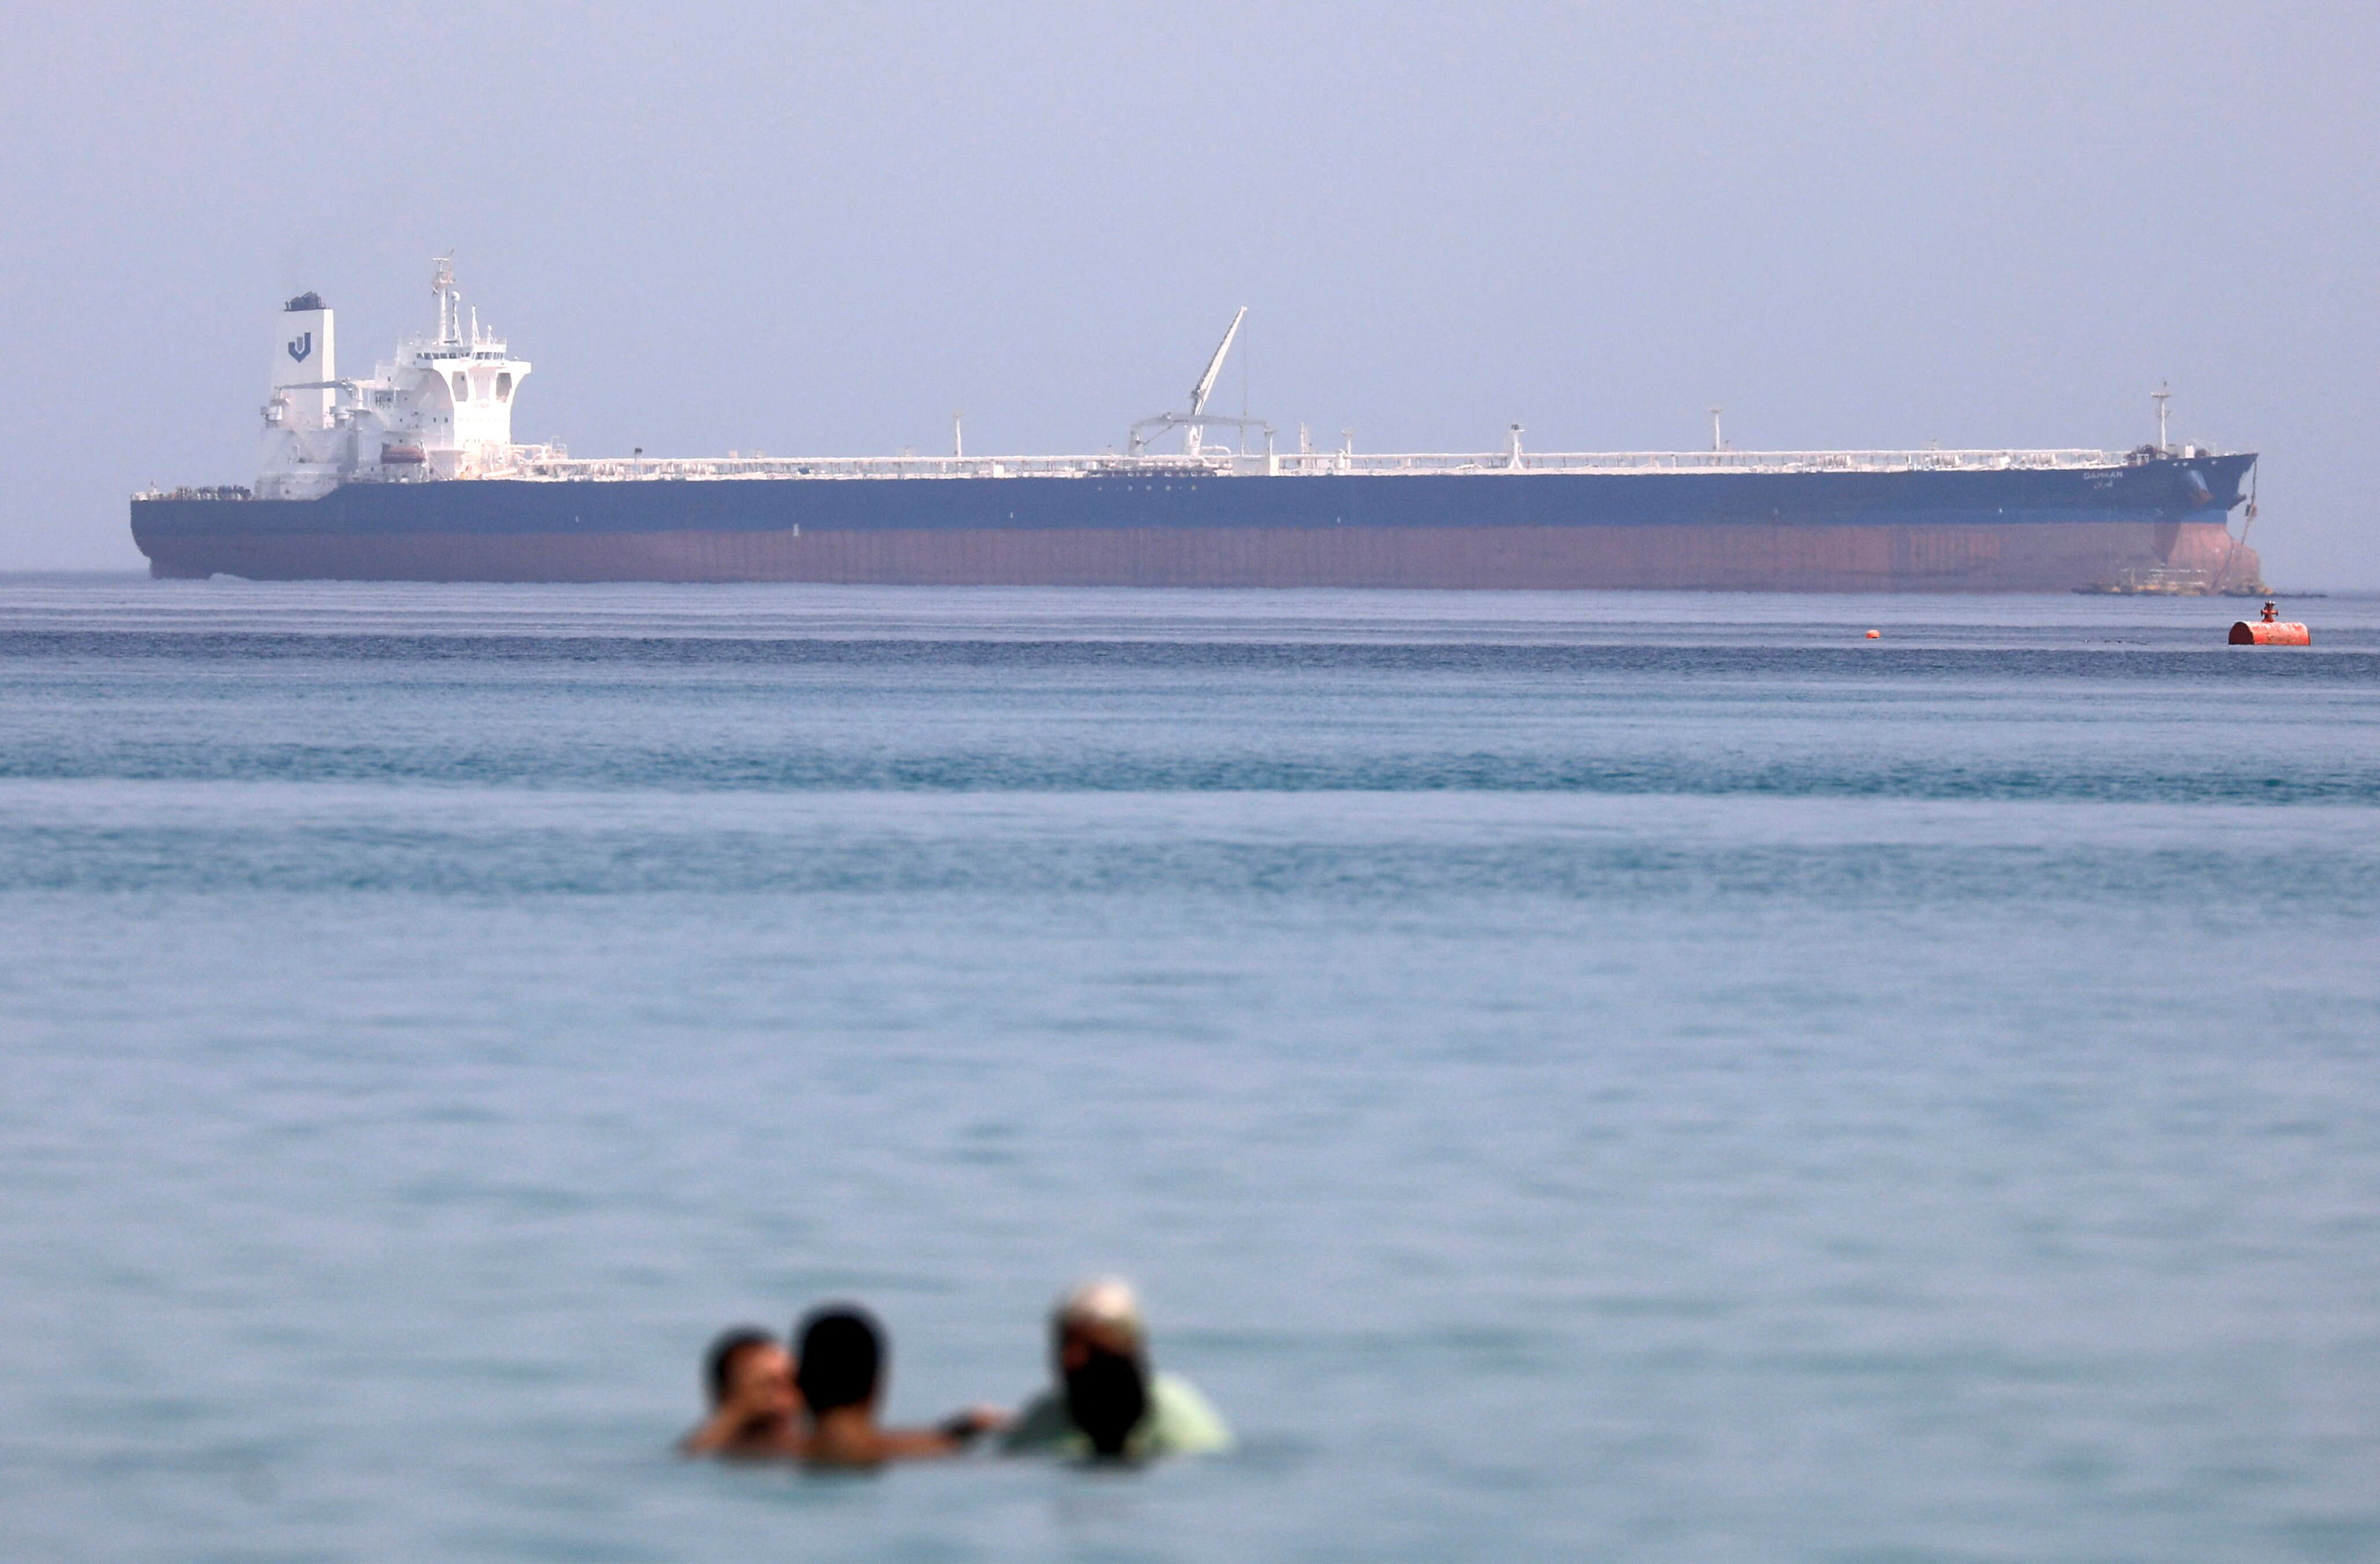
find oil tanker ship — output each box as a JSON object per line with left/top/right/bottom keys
{"left": 132, "top": 262, "right": 2263, "bottom": 592}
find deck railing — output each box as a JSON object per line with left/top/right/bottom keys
{"left": 494, "top": 447, "right": 2139, "bottom": 483}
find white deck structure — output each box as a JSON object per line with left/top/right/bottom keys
{"left": 251, "top": 266, "right": 2198, "bottom": 498}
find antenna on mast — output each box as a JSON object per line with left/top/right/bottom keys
{"left": 432, "top": 253, "right": 459, "bottom": 344}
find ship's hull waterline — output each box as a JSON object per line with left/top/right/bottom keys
{"left": 133, "top": 456, "right": 2262, "bottom": 592}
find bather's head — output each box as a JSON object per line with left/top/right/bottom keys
{"left": 703, "top": 1326, "right": 796, "bottom": 1418}
{"left": 1063, "top": 1344, "right": 1149, "bottom": 1459}
{"left": 794, "top": 1304, "right": 885, "bottom": 1416}
{"left": 1051, "top": 1276, "right": 1149, "bottom": 1375}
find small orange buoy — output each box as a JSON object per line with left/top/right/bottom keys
{"left": 1865, "top": 629, "right": 1881, "bottom": 639}
{"left": 2230, "top": 620, "right": 2310, "bottom": 645}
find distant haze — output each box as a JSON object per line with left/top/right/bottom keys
{"left": 2, "top": 3, "right": 2372, "bottom": 583}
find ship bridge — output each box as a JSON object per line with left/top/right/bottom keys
{"left": 258, "top": 256, "right": 531, "bottom": 500}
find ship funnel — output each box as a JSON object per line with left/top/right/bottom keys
{"left": 273, "top": 292, "right": 335, "bottom": 430}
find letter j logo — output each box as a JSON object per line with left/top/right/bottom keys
{"left": 287, "top": 332, "right": 313, "bottom": 364}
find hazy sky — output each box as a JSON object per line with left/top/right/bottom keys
{"left": 3, "top": 3, "right": 2373, "bottom": 581}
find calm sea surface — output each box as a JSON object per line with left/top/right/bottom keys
{"left": 2, "top": 577, "right": 2376, "bottom": 1563}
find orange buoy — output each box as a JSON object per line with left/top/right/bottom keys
{"left": 2230, "top": 620, "right": 2310, "bottom": 645}
{"left": 1864, "top": 629, "right": 1881, "bottom": 639}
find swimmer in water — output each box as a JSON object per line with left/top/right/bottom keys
{"left": 678, "top": 1326, "right": 800, "bottom": 1456}
{"left": 1001, "top": 1277, "right": 1232, "bottom": 1458}
{"left": 792, "top": 1304, "right": 1003, "bottom": 1467}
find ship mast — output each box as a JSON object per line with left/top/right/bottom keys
{"left": 434, "top": 254, "right": 460, "bottom": 345}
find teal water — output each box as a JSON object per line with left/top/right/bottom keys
{"left": 2, "top": 578, "right": 2376, "bottom": 1562}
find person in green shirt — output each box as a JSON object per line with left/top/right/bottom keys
{"left": 1001, "top": 1277, "right": 1232, "bottom": 1460}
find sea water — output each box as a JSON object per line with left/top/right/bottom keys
{"left": 1, "top": 578, "right": 2375, "bottom": 1563}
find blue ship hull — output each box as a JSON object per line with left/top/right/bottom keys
{"left": 132, "top": 453, "right": 2258, "bottom": 592}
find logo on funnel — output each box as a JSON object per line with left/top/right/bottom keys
{"left": 287, "top": 332, "right": 313, "bottom": 364}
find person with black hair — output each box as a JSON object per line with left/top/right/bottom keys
{"left": 1063, "top": 1345, "right": 1149, "bottom": 1462}
{"left": 792, "top": 1303, "right": 1004, "bottom": 1466}
{"left": 678, "top": 1326, "right": 799, "bottom": 1456}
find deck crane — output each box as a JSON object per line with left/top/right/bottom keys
{"left": 1129, "top": 307, "right": 1271, "bottom": 457}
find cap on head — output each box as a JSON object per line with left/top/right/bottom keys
{"left": 794, "top": 1304, "right": 884, "bottom": 1414}
{"left": 1054, "top": 1277, "right": 1145, "bottom": 1347}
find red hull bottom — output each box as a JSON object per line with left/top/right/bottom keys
{"left": 142, "top": 520, "right": 2258, "bottom": 592}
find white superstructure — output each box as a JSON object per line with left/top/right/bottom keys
{"left": 258, "top": 256, "right": 534, "bottom": 500}
{"left": 243, "top": 267, "right": 2203, "bottom": 500}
